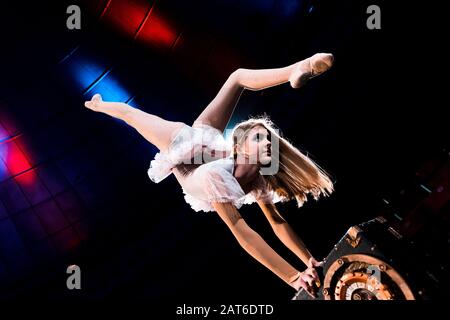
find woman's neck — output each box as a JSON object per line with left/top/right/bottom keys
{"left": 233, "top": 155, "right": 261, "bottom": 191}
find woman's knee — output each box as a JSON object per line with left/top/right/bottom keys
{"left": 229, "top": 68, "right": 243, "bottom": 86}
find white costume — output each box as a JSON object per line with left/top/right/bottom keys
{"left": 147, "top": 123, "right": 282, "bottom": 212}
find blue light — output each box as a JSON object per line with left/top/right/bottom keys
{"left": 280, "top": 0, "right": 301, "bottom": 17}
{"left": 0, "top": 151, "right": 8, "bottom": 181}
{"left": 248, "top": 0, "right": 301, "bottom": 18}
{"left": 65, "top": 57, "right": 106, "bottom": 92}
{"left": 0, "top": 124, "right": 8, "bottom": 180}
{"left": 59, "top": 48, "right": 132, "bottom": 103}
{"left": 58, "top": 45, "right": 80, "bottom": 65}
{"left": 83, "top": 71, "right": 131, "bottom": 103}
{"left": 308, "top": 5, "right": 314, "bottom": 13}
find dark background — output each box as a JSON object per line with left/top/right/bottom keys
{"left": 0, "top": 0, "right": 447, "bottom": 301}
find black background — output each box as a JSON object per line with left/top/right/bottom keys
{"left": 0, "top": 0, "right": 447, "bottom": 305}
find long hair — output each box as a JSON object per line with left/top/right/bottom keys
{"left": 230, "top": 115, "right": 334, "bottom": 207}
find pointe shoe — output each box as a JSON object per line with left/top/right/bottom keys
{"left": 84, "top": 93, "right": 103, "bottom": 111}
{"left": 289, "top": 53, "right": 334, "bottom": 89}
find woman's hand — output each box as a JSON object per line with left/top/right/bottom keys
{"left": 308, "top": 257, "right": 324, "bottom": 268}
{"left": 290, "top": 257, "right": 324, "bottom": 297}
{"left": 306, "top": 257, "right": 324, "bottom": 284}
{"left": 290, "top": 268, "right": 319, "bottom": 297}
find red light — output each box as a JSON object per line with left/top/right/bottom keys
{"left": 97, "top": 0, "right": 178, "bottom": 51}
{"left": 101, "top": 0, "right": 151, "bottom": 38}
{"left": 136, "top": 12, "right": 178, "bottom": 50}
{"left": 14, "top": 168, "right": 37, "bottom": 187}
{"left": 1, "top": 141, "right": 32, "bottom": 176}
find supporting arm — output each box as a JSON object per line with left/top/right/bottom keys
{"left": 257, "top": 200, "right": 314, "bottom": 266}
{"left": 212, "top": 202, "right": 301, "bottom": 288}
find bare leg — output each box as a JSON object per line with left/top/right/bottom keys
{"left": 85, "top": 94, "right": 185, "bottom": 152}
{"left": 194, "top": 53, "right": 334, "bottom": 133}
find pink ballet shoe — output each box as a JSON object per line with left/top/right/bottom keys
{"left": 289, "top": 53, "right": 334, "bottom": 89}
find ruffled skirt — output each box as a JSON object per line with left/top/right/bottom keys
{"left": 147, "top": 123, "right": 231, "bottom": 183}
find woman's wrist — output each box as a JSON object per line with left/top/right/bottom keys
{"left": 288, "top": 271, "right": 302, "bottom": 289}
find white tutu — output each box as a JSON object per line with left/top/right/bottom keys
{"left": 147, "top": 123, "right": 230, "bottom": 183}
{"left": 147, "top": 123, "right": 283, "bottom": 213}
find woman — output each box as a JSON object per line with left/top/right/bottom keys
{"left": 84, "top": 53, "right": 335, "bottom": 296}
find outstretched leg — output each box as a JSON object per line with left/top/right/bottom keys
{"left": 85, "top": 94, "right": 185, "bottom": 152}
{"left": 194, "top": 53, "right": 333, "bottom": 133}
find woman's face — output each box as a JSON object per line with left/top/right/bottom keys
{"left": 238, "top": 125, "right": 272, "bottom": 165}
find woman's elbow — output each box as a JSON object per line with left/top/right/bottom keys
{"left": 272, "top": 221, "right": 287, "bottom": 233}
{"left": 230, "top": 222, "right": 257, "bottom": 249}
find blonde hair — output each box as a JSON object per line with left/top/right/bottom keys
{"left": 230, "top": 115, "right": 334, "bottom": 207}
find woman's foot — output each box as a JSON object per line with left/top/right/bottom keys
{"left": 289, "top": 53, "right": 334, "bottom": 89}
{"left": 84, "top": 93, "right": 103, "bottom": 111}
{"left": 83, "top": 94, "right": 135, "bottom": 121}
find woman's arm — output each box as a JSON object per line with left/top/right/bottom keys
{"left": 257, "top": 200, "right": 315, "bottom": 267}
{"left": 212, "top": 201, "right": 302, "bottom": 288}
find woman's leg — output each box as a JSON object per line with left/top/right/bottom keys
{"left": 193, "top": 53, "right": 333, "bottom": 133}
{"left": 85, "top": 94, "right": 185, "bottom": 152}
